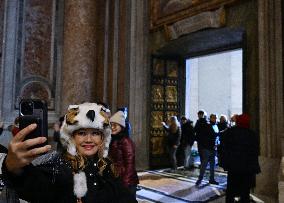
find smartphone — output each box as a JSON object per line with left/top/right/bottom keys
{"left": 19, "top": 99, "right": 48, "bottom": 148}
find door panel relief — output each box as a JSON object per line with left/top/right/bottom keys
{"left": 150, "top": 56, "right": 181, "bottom": 168}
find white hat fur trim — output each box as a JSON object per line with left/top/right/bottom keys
{"left": 60, "top": 102, "right": 111, "bottom": 157}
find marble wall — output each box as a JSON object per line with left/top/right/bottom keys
{"left": 0, "top": 0, "right": 4, "bottom": 118}
{"left": 16, "top": 0, "right": 55, "bottom": 109}
{"left": 0, "top": 0, "right": 4, "bottom": 74}
{"left": 0, "top": 0, "right": 63, "bottom": 147}
{"left": 0, "top": 0, "right": 5, "bottom": 145}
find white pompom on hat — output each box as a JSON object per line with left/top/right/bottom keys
{"left": 110, "top": 111, "right": 126, "bottom": 128}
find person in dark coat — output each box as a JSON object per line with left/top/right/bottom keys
{"left": 194, "top": 110, "right": 208, "bottom": 164}
{"left": 1, "top": 102, "right": 137, "bottom": 203}
{"left": 180, "top": 116, "right": 195, "bottom": 169}
{"left": 223, "top": 114, "right": 261, "bottom": 203}
{"left": 217, "top": 114, "right": 229, "bottom": 132}
{"left": 195, "top": 114, "right": 219, "bottom": 185}
{"left": 162, "top": 116, "right": 181, "bottom": 171}
{"left": 0, "top": 121, "right": 8, "bottom": 194}
{"left": 217, "top": 114, "right": 229, "bottom": 168}
{"left": 0, "top": 144, "right": 7, "bottom": 191}
{"left": 0, "top": 121, "right": 7, "bottom": 154}
{"left": 0, "top": 145, "right": 7, "bottom": 154}
{"left": 109, "top": 110, "right": 139, "bottom": 198}
{"left": 0, "top": 119, "right": 21, "bottom": 202}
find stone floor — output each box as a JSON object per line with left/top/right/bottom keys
{"left": 136, "top": 167, "right": 265, "bottom": 203}
{"left": 137, "top": 167, "right": 226, "bottom": 203}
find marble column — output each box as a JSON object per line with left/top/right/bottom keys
{"left": 128, "top": 0, "right": 149, "bottom": 170}
{"left": 258, "top": 0, "right": 283, "bottom": 199}
{"left": 61, "top": 0, "right": 96, "bottom": 113}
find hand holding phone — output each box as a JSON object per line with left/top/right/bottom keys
{"left": 19, "top": 99, "right": 48, "bottom": 148}
{"left": 5, "top": 124, "right": 51, "bottom": 174}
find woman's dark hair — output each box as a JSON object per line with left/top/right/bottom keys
{"left": 97, "top": 102, "right": 110, "bottom": 110}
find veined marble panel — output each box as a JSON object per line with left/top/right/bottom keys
{"left": 13, "top": 0, "right": 60, "bottom": 111}
{"left": 0, "top": 0, "right": 4, "bottom": 63}
{"left": 23, "top": 0, "right": 53, "bottom": 79}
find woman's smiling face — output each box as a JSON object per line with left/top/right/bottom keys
{"left": 73, "top": 128, "right": 103, "bottom": 157}
{"left": 110, "top": 122, "right": 123, "bottom": 135}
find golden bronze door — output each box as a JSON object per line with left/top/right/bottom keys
{"left": 149, "top": 55, "right": 182, "bottom": 169}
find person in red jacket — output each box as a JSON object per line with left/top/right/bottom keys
{"left": 109, "top": 110, "right": 139, "bottom": 198}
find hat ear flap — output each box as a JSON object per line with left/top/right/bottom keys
{"left": 98, "top": 127, "right": 112, "bottom": 158}
{"left": 67, "top": 142, "right": 77, "bottom": 156}
{"left": 60, "top": 125, "right": 77, "bottom": 156}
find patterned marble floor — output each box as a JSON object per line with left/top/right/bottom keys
{"left": 137, "top": 167, "right": 227, "bottom": 203}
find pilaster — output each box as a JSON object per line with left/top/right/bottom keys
{"left": 61, "top": 0, "right": 96, "bottom": 112}
{"left": 258, "top": 0, "right": 283, "bottom": 199}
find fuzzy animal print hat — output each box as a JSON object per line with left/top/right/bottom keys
{"left": 60, "top": 102, "right": 111, "bottom": 157}
{"left": 60, "top": 102, "right": 111, "bottom": 201}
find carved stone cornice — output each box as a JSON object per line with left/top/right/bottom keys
{"left": 150, "top": 0, "right": 239, "bottom": 30}
{"left": 165, "top": 7, "right": 225, "bottom": 40}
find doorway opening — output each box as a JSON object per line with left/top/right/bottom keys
{"left": 185, "top": 49, "right": 243, "bottom": 123}
{"left": 152, "top": 27, "right": 245, "bottom": 169}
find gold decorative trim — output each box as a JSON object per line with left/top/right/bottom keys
{"left": 165, "top": 86, "right": 177, "bottom": 102}
{"left": 167, "top": 61, "right": 178, "bottom": 77}
{"left": 152, "top": 85, "right": 164, "bottom": 102}
{"left": 151, "top": 137, "right": 165, "bottom": 155}
{"left": 166, "top": 111, "right": 178, "bottom": 121}
{"left": 151, "top": 111, "right": 164, "bottom": 128}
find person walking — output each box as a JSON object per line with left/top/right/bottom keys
{"left": 195, "top": 114, "right": 219, "bottom": 186}
{"left": 222, "top": 114, "right": 260, "bottom": 203}
{"left": 162, "top": 116, "right": 181, "bottom": 171}
{"left": 194, "top": 110, "right": 208, "bottom": 165}
{"left": 180, "top": 116, "right": 195, "bottom": 170}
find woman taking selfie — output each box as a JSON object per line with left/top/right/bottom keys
{"left": 1, "top": 102, "right": 137, "bottom": 203}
